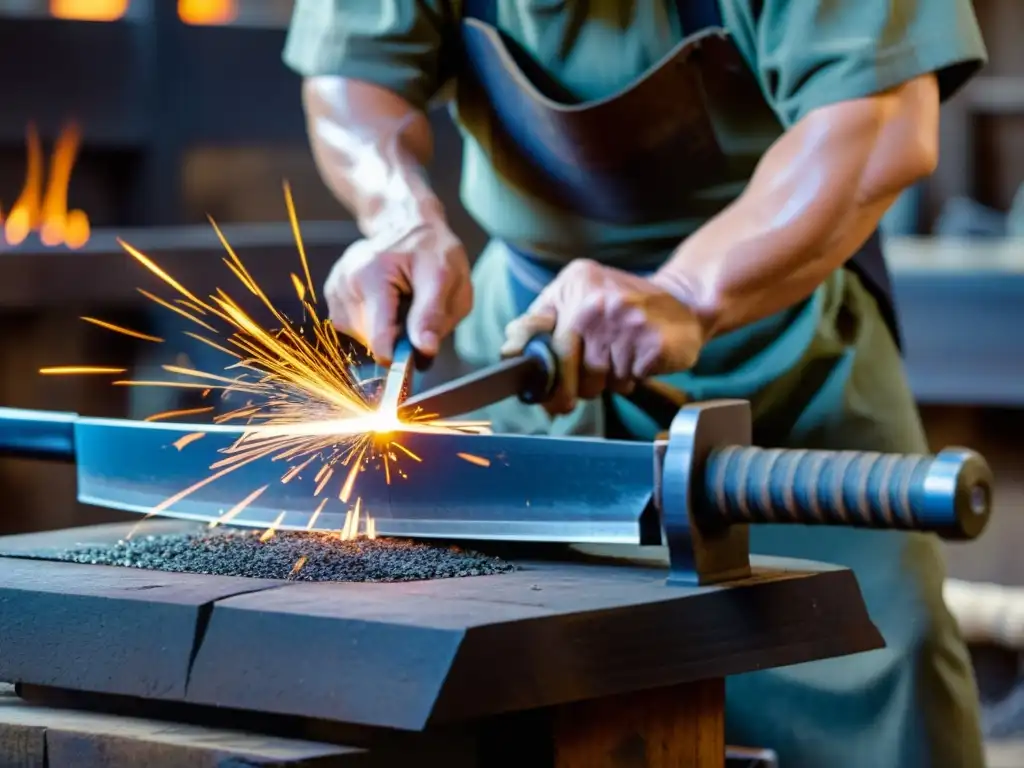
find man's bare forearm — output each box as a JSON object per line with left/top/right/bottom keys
{"left": 654, "top": 74, "right": 941, "bottom": 339}
{"left": 302, "top": 77, "right": 446, "bottom": 239}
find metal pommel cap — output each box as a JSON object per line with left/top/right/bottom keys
{"left": 919, "top": 449, "right": 993, "bottom": 541}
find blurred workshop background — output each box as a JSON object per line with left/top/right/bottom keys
{"left": 0, "top": 0, "right": 1023, "bottom": 753}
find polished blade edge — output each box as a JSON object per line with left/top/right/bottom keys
{"left": 73, "top": 418, "right": 657, "bottom": 545}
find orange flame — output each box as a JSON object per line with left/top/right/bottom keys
{"left": 178, "top": 0, "right": 237, "bottom": 26}
{"left": 49, "top": 0, "right": 129, "bottom": 22}
{"left": 1, "top": 123, "right": 91, "bottom": 250}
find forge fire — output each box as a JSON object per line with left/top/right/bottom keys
{"left": 0, "top": 123, "right": 90, "bottom": 249}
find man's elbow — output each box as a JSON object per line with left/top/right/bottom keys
{"left": 901, "top": 107, "right": 940, "bottom": 182}
{"left": 862, "top": 74, "right": 942, "bottom": 200}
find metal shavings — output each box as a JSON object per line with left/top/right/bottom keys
{"left": 51, "top": 528, "right": 516, "bottom": 583}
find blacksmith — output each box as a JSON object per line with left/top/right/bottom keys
{"left": 283, "top": 2, "right": 988, "bottom": 765}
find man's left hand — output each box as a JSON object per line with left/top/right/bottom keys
{"left": 501, "top": 259, "right": 706, "bottom": 415}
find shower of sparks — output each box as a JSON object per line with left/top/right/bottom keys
{"left": 40, "top": 181, "right": 493, "bottom": 542}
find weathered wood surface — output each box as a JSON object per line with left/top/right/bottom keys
{"left": 0, "top": 679, "right": 741, "bottom": 768}
{"left": 0, "top": 522, "right": 883, "bottom": 732}
{"left": 551, "top": 678, "right": 725, "bottom": 768}
{"left": 0, "top": 684, "right": 375, "bottom": 768}
{"left": 17, "top": 681, "right": 739, "bottom": 768}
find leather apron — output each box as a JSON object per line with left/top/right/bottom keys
{"left": 458, "top": 0, "right": 903, "bottom": 348}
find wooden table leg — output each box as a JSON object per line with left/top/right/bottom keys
{"left": 477, "top": 678, "right": 725, "bottom": 768}
{"left": 552, "top": 678, "right": 725, "bottom": 768}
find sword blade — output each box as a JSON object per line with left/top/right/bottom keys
{"left": 73, "top": 417, "right": 657, "bottom": 544}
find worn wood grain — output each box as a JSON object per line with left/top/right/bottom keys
{"left": 553, "top": 679, "right": 725, "bottom": 768}
{"left": 0, "top": 554, "right": 282, "bottom": 701}
{"left": 0, "top": 679, "right": 733, "bottom": 767}
{"left": 0, "top": 685, "right": 371, "bottom": 768}
{"left": 0, "top": 523, "right": 883, "bottom": 733}
{"left": 185, "top": 556, "right": 879, "bottom": 729}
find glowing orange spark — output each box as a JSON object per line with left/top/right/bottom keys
{"left": 283, "top": 454, "right": 318, "bottom": 483}
{"left": 289, "top": 556, "right": 308, "bottom": 576}
{"left": 283, "top": 181, "right": 316, "bottom": 303}
{"left": 118, "top": 239, "right": 207, "bottom": 307}
{"left": 172, "top": 432, "right": 205, "bottom": 451}
{"left": 457, "top": 452, "right": 491, "bottom": 467}
{"left": 80, "top": 317, "right": 163, "bottom": 343}
{"left": 39, "top": 366, "right": 125, "bottom": 375}
{"left": 314, "top": 464, "right": 334, "bottom": 496}
{"left": 208, "top": 484, "right": 269, "bottom": 528}
{"left": 290, "top": 273, "right": 306, "bottom": 302}
{"left": 339, "top": 443, "right": 367, "bottom": 503}
{"left": 306, "top": 498, "right": 328, "bottom": 530}
{"left": 259, "top": 511, "right": 286, "bottom": 542}
{"left": 138, "top": 289, "right": 218, "bottom": 332}
{"left": 46, "top": 185, "right": 493, "bottom": 534}
{"left": 144, "top": 406, "right": 215, "bottom": 422}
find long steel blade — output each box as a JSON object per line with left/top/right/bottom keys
{"left": 73, "top": 417, "right": 657, "bottom": 544}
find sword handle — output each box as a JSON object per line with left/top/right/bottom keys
{"left": 0, "top": 407, "right": 77, "bottom": 461}
{"left": 699, "top": 446, "right": 992, "bottom": 541}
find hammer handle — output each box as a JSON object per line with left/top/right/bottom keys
{"left": 699, "top": 446, "right": 992, "bottom": 541}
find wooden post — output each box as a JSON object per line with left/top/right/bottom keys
{"left": 476, "top": 679, "right": 726, "bottom": 768}
{"left": 552, "top": 679, "right": 725, "bottom": 768}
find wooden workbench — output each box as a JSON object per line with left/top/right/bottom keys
{"left": 0, "top": 522, "right": 880, "bottom": 767}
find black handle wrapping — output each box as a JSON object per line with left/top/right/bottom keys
{"left": 0, "top": 407, "right": 78, "bottom": 462}
{"left": 517, "top": 333, "right": 559, "bottom": 405}
{"left": 699, "top": 445, "right": 992, "bottom": 541}
{"left": 518, "top": 332, "right": 689, "bottom": 425}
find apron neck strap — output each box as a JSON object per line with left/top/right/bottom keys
{"left": 461, "top": 0, "right": 724, "bottom": 32}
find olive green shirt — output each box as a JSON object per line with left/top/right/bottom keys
{"left": 284, "top": 0, "right": 986, "bottom": 264}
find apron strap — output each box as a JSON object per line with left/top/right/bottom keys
{"left": 462, "top": 0, "right": 724, "bottom": 32}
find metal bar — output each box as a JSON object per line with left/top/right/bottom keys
{"left": 400, "top": 355, "right": 545, "bottom": 420}
{"left": 0, "top": 407, "right": 76, "bottom": 461}
{"left": 380, "top": 339, "right": 415, "bottom": 412}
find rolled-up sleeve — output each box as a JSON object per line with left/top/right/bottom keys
{"left": 283, "top": 0, "right": 454, "bottom": 111}
{"left": 731, "top": 0, "right": 988, "bottom": 127}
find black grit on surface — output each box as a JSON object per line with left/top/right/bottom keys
{"left": 52, "top": 528, "right": 517, "bottom": 582}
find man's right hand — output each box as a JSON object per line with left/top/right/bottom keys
{"left": 324, "top": 222, "right": 473, "bottom": 366}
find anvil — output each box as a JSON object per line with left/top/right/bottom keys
{"left": 0, "top": 398, "right": 993, "bottom": 585}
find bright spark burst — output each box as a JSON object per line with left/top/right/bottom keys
{"left": 41, "top": 182, "right": 492, "bottom": 540}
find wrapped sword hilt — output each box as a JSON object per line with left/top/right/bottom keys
{"left": 659, "top": 400, "right": 994, "bottom": 586}
{"left": 698, "top": 446, "right": 992, "bottom": 541}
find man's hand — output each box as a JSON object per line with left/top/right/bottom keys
{"left": 501, "top": 259, "right": 706, "bottom": 415}
{"left": 324, "top": 222, "right": 473, "bottom": 365}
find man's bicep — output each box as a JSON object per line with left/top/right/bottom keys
{"left": 744, "top": 0, "right": 987, "bottom": 128}
{"left": 283, "top": 0, "right": 454, "bottom": 113}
